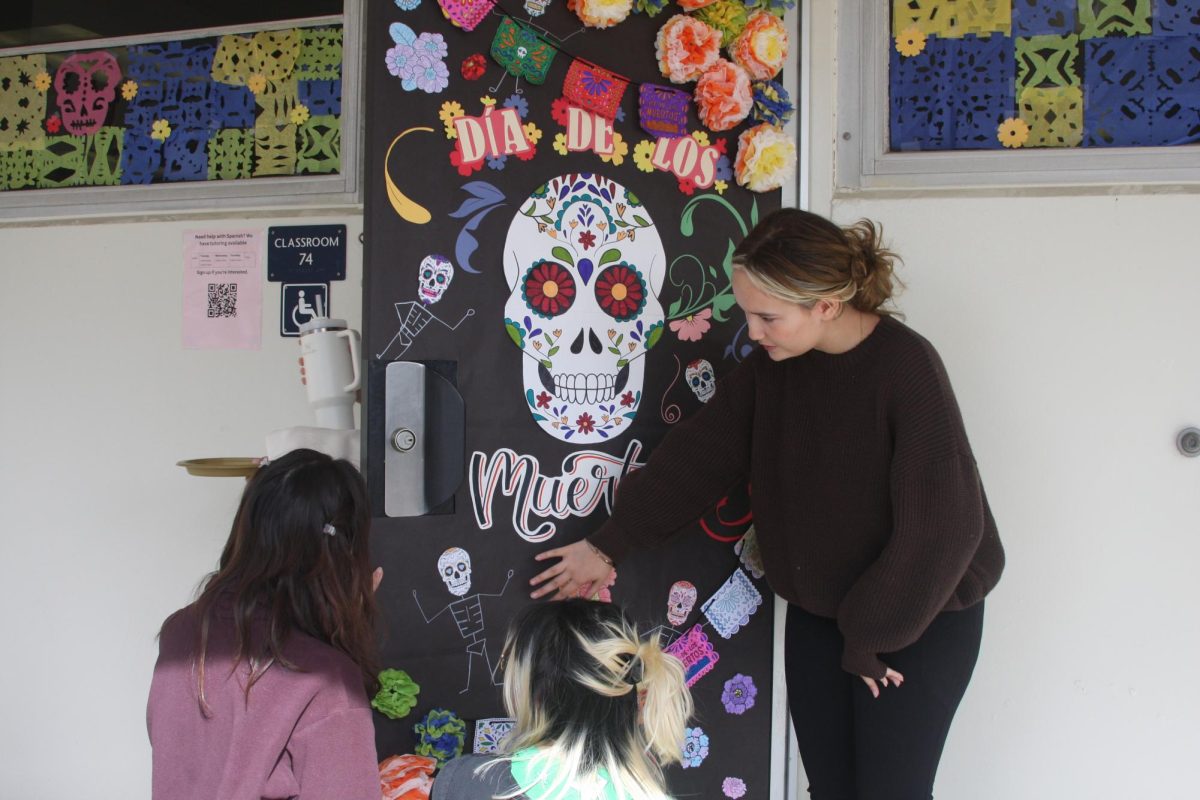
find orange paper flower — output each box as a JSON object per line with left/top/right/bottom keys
{"left": 656, "top": 14, "right": 723, "bottom": 84}
{"left": 677, "top": 0, "right": 719, "bottom": 9}
{"left": 731, "top": 11, "right": 789, "bottom": 81}
{"left": 997, "top": 117, "right": 1029, "bottom": 148}
{"left": 695, "top": 58, "right": 753, "bottom": 131}
{"left": 380, "top": 754, "right": 436, "bottom": 800}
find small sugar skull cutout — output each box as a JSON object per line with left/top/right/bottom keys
{"left": 686, "top": 359, "right": 716, "bottom": 403}
{"left": 503, "top": 173, "right": 666, "bottom": 443}
{"left": 667, "top": 580, "right": 698, "bottom": 627}
{"left": 419, "top": 255, "right": 454, "bottom": 305}
{"left": 54, "top": 51, "right": 121, "bottom": 136}
{"left": 438, "top": 547, "right": 472, "bottom": 597}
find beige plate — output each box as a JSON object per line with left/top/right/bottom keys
{"left": 177, "top": 457, "right": 260, "bottom": 477}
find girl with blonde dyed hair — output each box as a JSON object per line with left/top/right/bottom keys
{"left": 432, "top": 599, "right": 692, "bottom": 800}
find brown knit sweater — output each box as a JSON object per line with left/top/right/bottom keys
{"left": 589, "top": 316, "right": 1004, "bottom": 679}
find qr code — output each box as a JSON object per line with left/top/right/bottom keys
{"left": 207, "top": 283, "right": 238, "bottom": 318}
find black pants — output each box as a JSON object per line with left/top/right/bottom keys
{"left": 784, "top": 602, "right": 984, "bottom": 800}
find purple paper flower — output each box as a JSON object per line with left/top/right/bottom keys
{"left": 723, "top": 777, "right": 747, "bottom": 798}
{"left": 487, "top": 155, "right": 508, "bottom": 170}
{"left": 413, "top": 57, "right": 449, "bottom": 93}
{"left": 721, "top": 674, "right": 757, "bottom": 715}
{"left": 415, "top": 32, "right": 448, "bottom": 60}
{"left": 682, "top": 726, "right": 709, "bottom": 768}
{"left": 715, "top": 154, "right": 733, "bottom": 182}
{"left": 503, "top": 94, "right": 530, "bottom": 119}
{"left": 385, "top": 43, "right": 416, "bottom": 77}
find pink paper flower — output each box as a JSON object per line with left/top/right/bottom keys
{"left": 695, "top": 59, "right": 753, "bottom": 131}
{"left": 656, "top": 15, "right": 722, "bottom": 84}
{"left": 723, "top": 777, "right": 747, "bottom": 798}
{"left": 669, "top": 308, "right": 713, "bottom": 341}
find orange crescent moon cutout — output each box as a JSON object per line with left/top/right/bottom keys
{"left": 384, "top": 126, "right": 434, "bottom": 224}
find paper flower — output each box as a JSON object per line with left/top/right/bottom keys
{"left": 394, "top": 0, "right": 422, "bottom": 8}
{"left": 635, "top": 0, "right": 670, "bottom": 16}
{"left": 412, "top": 57, "right": 450, "bottom": 93}
{"left": 693, "top": 0, "right": 749, "bottom": 44}
{"left": 504, "top": 93, "right": 530, "bottom": 119}
{"left": 570, "top": 0, "right": 634, "bottom": 28}
{"left": 715, "top": 153, "right": 733, "bottom": 181}
{"left": 682, "top": 726, "right": 710, "bottom": 768}
{"left": 34, "top": 71, "right": 51, "bottom": 92}
{"left": 150, "top": 119, "right": 172, "bottom": 141}
{"left": 669, "top": 308, "right": 713, "bottom": 341}
{"left": 746, "top": 0, "right": 794, "bottom": 15}
{"left": 524, "top": 122, "right": 543, "bottom": 145}
{"left": 735, "top": 123, "right": 795, "bottom": 192}
{"left": 120, "top": 80, "right": 138, "bottom": 101}
{"left": 488, "top": 155, "right": 508, "bottom": 170}
{"left": 633, "top": 139, "right": 657, "bottom": 172}
{"left": 997, "top": 117, "right": 1029, "bottom": 148}
{"left": 551, "top": 96, "right": 574, "bottom": 126}
{"left": 413, "top": 708, "right": 466, "bottom": 768}
{"left": 247, "top": 73, "right": 267, "bottom": 94}
{"left": 461, "top": 53, "right": 487, "bottom": 80}
{"left": 553, "top": 132, "right": 570, "bottom": 155}
{"left": 731, "top": 11, "right": 789, "bottom": 81}
{"left": 895, "top": 26, "right": 927, "bottom": 58}
{"left": 750, "top": 80, "right": 793, "bottom": 127}
{"left": 723, "top": 777, "right": 748, "bottom": 798}
{"left": 721, "top": 673, "right": 758, "bottom": 714}
{"left": 695, "top": 59, "right": 753, "bottom": 131}
{"left": 656, "top": 15, "right": 723, "bottom": 84}
{"left": 598, "top": 131, "right": 629, "bottom": 165}
{"left": 372, "top": 669, "right": 421, "bottom": 719}
{"left": 380, "top": 754, "right": 436, "bottom": 800}
{"left": 289, "top": 104, "right": 311, "bottom": 125}
{"left": 415, "top": 32, "right": 448, "bottom": 60}
{"left": 678, "top": 0, "right": 719, "bottom": 9}
{"left": 690, "top": 130, "right": 712, "bottom": 147}
{"left": 480, "top": 95, "right": 497, "bottom": 107}
{"left": 44, "top": 115, "right": 61, "bottom": 134}
{"left": 439, "top": 100, "right": 465, "bottom": 138}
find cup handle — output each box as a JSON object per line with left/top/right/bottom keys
{"left": 340, "top": 329, "right": 362, "bottom": 393}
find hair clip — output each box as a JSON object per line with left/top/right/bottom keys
{"left": 322, "top": 523, "right": 337, "bottom": 536}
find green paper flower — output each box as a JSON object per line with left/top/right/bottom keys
{"left": 694, "top": 0, "right": 750, "bottom": 44}
{"left": 371, "top": 668, "right": 421, "bottom": 720}
{"left": 413, "top": 708, "right": 467, "bottom": 767}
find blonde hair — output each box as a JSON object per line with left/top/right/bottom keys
{"left": 485, "top": 600, "right": 692, "bottom": 800}
{"left": 732, "top": 208, "right": 904, "bottom": 316}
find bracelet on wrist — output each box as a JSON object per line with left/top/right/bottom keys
{"left": 586, "top": 541, "right": 614, "bottom": 567}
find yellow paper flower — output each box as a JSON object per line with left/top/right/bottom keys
{"left": 524, "top": 122, "right": 543, "bottom": 145}
{"left": 553, "top": 132, "right": 569, "bottom": 156}
{"left": 572, "top": 0, "right": 634, "bottom": 29}
{"left": 480, "top": 95, "right": 497, "bottom": 107}
{"left": 121, "top": 80, "right": 139, "bottom": 101}
{"left": 735, "top": 123, "right": 795, "bottom": 192}
{"left": 34, "top": 72, "right": 51, "bottom": 92}
{"left": 714, "top": 179, "right": 728, "bottom": 194}
{"left": 247, "top": 73, "right": 267, "bottom": 94}
{"left": 439, "top": 100, "right": 465, "bottom": 138}
{"left": 599, "top": 132, "right": 629, "bottom": 166}
{"left": 895, "top": 26, "right": 927, "bottom": 58}
{"left": 289, "top": 104, "right": 311, "bottom": 125}
{"left": 150, "top": 119, "right": 173, "bottom": 142}
{"left": 690, "top": 130, "right": 712, "bottom": 147}
{"left": 997, "top": 117, "right": 1029, "bottom": 148}
{"left": 633, "top": 139, "right": 657, "bottom": 172}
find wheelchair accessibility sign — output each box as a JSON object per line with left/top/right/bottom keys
{"left": 280, "top": 283, "right": 330, "bottom": 336}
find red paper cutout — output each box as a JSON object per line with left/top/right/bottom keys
{"left": 563, "top": 60, "right": 628, "bottom": 121}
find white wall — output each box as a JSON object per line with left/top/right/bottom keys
{"left": 0, "top": 213, "right": 363, "bottom": 799}
{"left": 801, "top": 4, "right": 1200, "bottom": 798}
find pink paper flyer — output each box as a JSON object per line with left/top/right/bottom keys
{"left": 182, "top": 229, "right": 263, "bottom": 349}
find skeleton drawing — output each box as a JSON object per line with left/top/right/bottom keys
{"left": 54, "top": 51, "right": 121, "bottom": 136}
{"left": 503, "top": 173, "right": 667, "bottom": 443}
{"left": 650, "top": 580, "right": 698, "bottom": 648}
{"left": 686, "top": 359, "right": 716, "bottom": 403}
{"left": 377, "top": 254, "right": 476, "bottom": 360}
{"left": 412, "top": 547, "right": 514, "bottom": 694}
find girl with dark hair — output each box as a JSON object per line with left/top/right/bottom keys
{"left": 432, "top": 599, "right": 692, "bottom": 800}
{"left": 147, "top": 448, "right": 383, "bottom": 800}
{"left": 531, "top": 209, "right": 1005, "bottom": 798}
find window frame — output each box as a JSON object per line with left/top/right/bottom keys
{"left": 835, "top": 1, "right": 1200, "bottom": 193}
{"left": 0, "top": 0, "right": 364, "bottom": 220}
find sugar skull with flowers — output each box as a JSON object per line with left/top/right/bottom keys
{"left": 504, "top": 173, "right": 665, "bottom": 442}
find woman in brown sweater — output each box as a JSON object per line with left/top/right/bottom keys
{"left": 530, "top": 208, "right": 1004, "bottom": 799}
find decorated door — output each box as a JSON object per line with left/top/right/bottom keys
{"left": 362, "top": 0, "right": 796, "bottom": 796}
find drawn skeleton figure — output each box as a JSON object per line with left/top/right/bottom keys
{"left": 376, "top": 255, "right": 476, "bottom": 359}
{"left": 503, "top": 174, "right": 667, "bottom": 443}
{"left": 412, "top": 547, "right": 514, "bottom": 694}
{"left": 649, "top": 580, "right": 698, "bottom": 648}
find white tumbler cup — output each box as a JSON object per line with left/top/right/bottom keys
{"left": 298, "top": 318, "right": 361, "bottom": 430}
